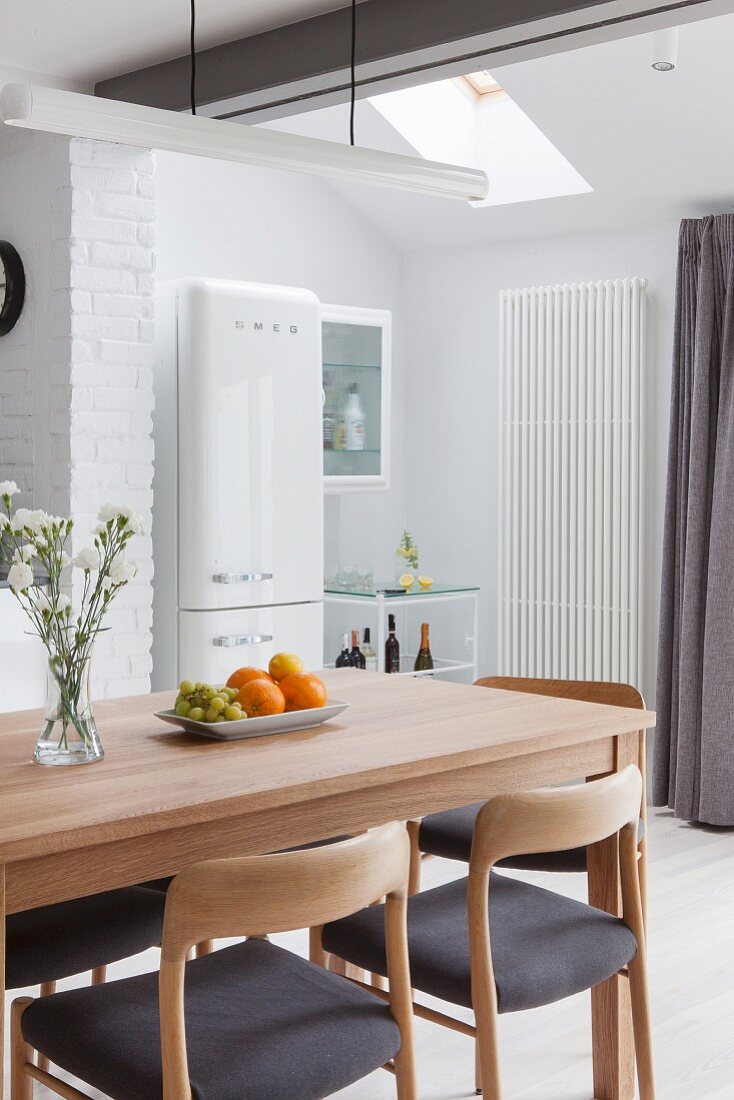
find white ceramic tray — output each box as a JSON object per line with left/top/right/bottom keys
{"left": 155, "top": 700, "right": 350, "bottom": 741}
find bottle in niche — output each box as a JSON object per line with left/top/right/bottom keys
{"left": 413, "top": 622, "right": 434, "bottom": 674}
{"left": 350, "top": 630, "right": 366, "bottom": 669}
{"left": 361, "top": 627, "right": 378, "bottom": 671}
{"left": 385, "top": 613, "right": 400, "bottom": 674}
{"left": 322, "top": 371, "right": 336, "bottom": 450}
{"left": 344, "top": 382, "right": 365, "bottom": 451}
{"left": 335, "top": 632, "right": 353, "bottom": 668}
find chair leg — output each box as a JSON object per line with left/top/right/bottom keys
{"left": 36, "top": 983, "right": 56, "bottom": 1074}
{"left": 475, "top": 1010, "right": 502, "bottom": 1100}
{"left": 11, "top": 997, "right": 34, "bottom": 1100}
{"left": 474, "top": 1040, "right": 483, "bottom": 1094}
{"left": 309, "top": 926, "right": 328, "bottom": 967}
{"left": 638, "top": 834, "right": 648, "bottom": 933}
{"left": 628, "top": 952, "right": 655, "bottom": 1099}
{"left": 91, "top": 965, "right": 106, "bottom": 985}
{"left": 406, "top": 820, "right": 422, "bottom": 895}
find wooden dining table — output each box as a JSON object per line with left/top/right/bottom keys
{"left": 0, "top": 667, "right": 655, "bottom": 1099}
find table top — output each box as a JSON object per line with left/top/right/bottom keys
{"left": 0, "top": 669, "right": 655, "bottom": 865}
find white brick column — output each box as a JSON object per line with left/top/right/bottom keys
{"left": 66, "top": 139, "right": 156, "bottom": 698}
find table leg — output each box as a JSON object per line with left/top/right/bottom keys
{"left": 1, "top": 863, "right": 5, "bottom": 1100}
{"left": 587, "top": 732, "right": 638, "bottom": 1100}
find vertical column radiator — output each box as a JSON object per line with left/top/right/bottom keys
{"left": 498, "top": 278, "right": 646, "bottom": 686}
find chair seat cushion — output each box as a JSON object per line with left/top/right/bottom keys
{"left": 22, "top": 937, "right": 401, "bottom": 1100}
{"left": 6, "top": 887, "right": 166, "bottom": 989}
{"left": 324, "top": 872, "right": 637, "bottom": 1014}
{"left": 419, "top": 805, "right": 646, "bottom": 871}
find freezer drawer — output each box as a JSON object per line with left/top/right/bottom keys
{"left": 177, "top": 602, "right": 323, "bottom": 686}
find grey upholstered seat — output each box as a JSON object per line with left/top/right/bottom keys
{"left": 323, "top": 871, "right": 637, "bottom": 1014}
{"left": 419, "top": 804, "right": 646, "bottom": 871}
{"left": 21, "top": 937, "right": 401, "bottom": 1100}
{"left": 6, "top": 888, "right": 166, "bottom": 989}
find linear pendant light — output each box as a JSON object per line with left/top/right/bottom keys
{"left": 0, "top": 83, "right": 489, "bottom": 202}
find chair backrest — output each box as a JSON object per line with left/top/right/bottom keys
{"left": 474, "top": 676, "right": 647, "bottom": 816}
{"left": 474, "top": 675, "right": 644, "bottom": 711}
{"left": 158, "top": 823, "right": 412, "bottom": 1100}
{"left": 161, "top": 822, "right": 410, "bottom": 957}
{"left": 469, "top": 765, "right": 642, "bottom": 873}
{"left": 465, "top": 767, "right": 645, "bottom": 1034}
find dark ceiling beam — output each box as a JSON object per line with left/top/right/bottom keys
{"left": 96, "top": 0, "right": 732, "bottom": 121}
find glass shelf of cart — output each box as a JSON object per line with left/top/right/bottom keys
{"left": 324, "top": 581, "right": 480, "bottom": 599}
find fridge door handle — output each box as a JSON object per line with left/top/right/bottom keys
{"left": 212, "top": 634, "right": 273, "bottom": 648}
{"left": 212, "top": 572, "right": 273, "bottom": 584}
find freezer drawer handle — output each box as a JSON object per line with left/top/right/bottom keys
{"left": 213, "top": 634, "right": 273, "bottom": 648}
{"left": 212, "top": 572, "right": 273, "bottom": 584}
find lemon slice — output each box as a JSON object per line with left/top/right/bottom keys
{"left": 418, "top": 575, "right": 434, "bottom": 589}
{"left": 399, "top": 573, "right": 415, "bottom": 588}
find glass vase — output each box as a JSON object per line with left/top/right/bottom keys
{"left": 35, "top": 651, "right": 104, "bottom": 766}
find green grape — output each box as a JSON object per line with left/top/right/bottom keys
{"left": 204, "top": 686, "right": 218, "bottom": 700}
{"left": 209, "top": 696, "right": 226, "bottom": 714}
{"left": 214, "top": 715, "right": 226, "bottom": 723}
{"left": 224, "top": 687, "right": 238, "bottom": 700}
{"left": 175, "top": 700, "right": 191, "bottom": 717}
{"left": 189, "top": 707, "right": 205, "bottom": 722}
{"left": 204, "top": 707, "right": 219, "bottom": 723}
{"left": 224, "top": 705, "right": 243, "bottom": 721}
{"left": 179, "top": 679, "right": 195, "bottom": 696}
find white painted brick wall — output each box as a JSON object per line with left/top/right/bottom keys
{"left": 1, "top": 132, "right": 155, "bottom": 702}
{"left": 67, "top": 138, "right": 155, "bottom": 700}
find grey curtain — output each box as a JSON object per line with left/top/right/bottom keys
{"left": 654, "top": 214, "right": 734, "bottom": 825}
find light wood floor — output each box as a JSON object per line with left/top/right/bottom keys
{"left": 5, "top": 809, "right": 734, "bottom": 1099}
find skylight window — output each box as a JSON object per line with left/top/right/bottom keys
{"left": 462, "top": 70, "right": 503, "bottom": 97}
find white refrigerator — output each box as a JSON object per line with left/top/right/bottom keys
{"left": 152, "top": 278, "right": 324, "bottom": 690}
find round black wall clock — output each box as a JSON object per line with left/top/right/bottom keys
{"left": 0, "top": 241, "right": 26, "bottom": 336}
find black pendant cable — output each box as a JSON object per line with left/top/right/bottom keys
{"left": 349, "top": 0, "right": 356, "bottom": 145}
{"left": 190, "top": 0, "right": 197, "bottom": 115}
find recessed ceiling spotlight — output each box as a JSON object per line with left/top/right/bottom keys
{"left": 651, "top": 26, "right": 679, "bottom": 71}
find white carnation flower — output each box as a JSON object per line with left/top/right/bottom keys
{"left": 33, "top": 591, "right": 52, "bottom": 613}
{"left": 12, "top": 508, "right": 54, "bottom": 536}
{"left": 7, "top": 561, "right": 34, "bottom": 592}
{"left": 12, "top": 544, "right": 36, "bottom": 564}
{"left": 0, "top": 480, "right": 19, "bottom": 497}
{"left": 97, "top": 503, "right": 120, "bottom": 525}
{"left": 75, "top": 547, "right": 100, "bottom": 572}
{"left": 110, "top": 559, "right": 137, "bottom": 585}
{"left": 100, "top": 575, "right": 113, "bottom": 591}
{"left": 0, "top": 513, "right": 9, "bottom": 531}
{"left": 59, "top": 551, "right": 71, "bottom": 568}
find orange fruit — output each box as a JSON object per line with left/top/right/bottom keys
{"left": 268, "top": 652, "right": 304, "bottom": 682}
{"left": 279, "top": 671, "right": 328, "bottom": 712}
{"left": 226, "top": 666, "right": 274, "bottom": 690}
{"left": 236, "top": 679, "right": 286, "bottom": 718}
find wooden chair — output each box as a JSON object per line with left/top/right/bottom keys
{"left": 322, "top": 767, "right": 654, "bottom": 1100}
{"left": 5, "top": 888, "right": 167, "bottom": 1073}
{"left": 410, "top": 676, "right": 648, "bottom": 921}
{"left": 11, "top": 823, "right": 417, "bottom": 1100}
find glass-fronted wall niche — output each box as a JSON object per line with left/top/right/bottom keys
{"left": 322, "top": 304, "right": 391, "bottom": 491}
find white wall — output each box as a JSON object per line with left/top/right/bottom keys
{"left": 154, "top": 151, "right": 407, "bottom": 594}
{"left": 403, "top": 221, "right": 679, "bottom": 705}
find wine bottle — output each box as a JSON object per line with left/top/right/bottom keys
{"left": 335, "top": 632, "right": 353, "bottom": 668}
{"left": 385, "top": 613, "right": 400, "bottom": 674}
{"left": 361, "top": 627, "right": 378, "bottom": 671}
{"left": 350, "top": 630, "right": 366, "bottom": 669}
{"left": 414, "top": 622, "right": 434, "bottom": 674}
